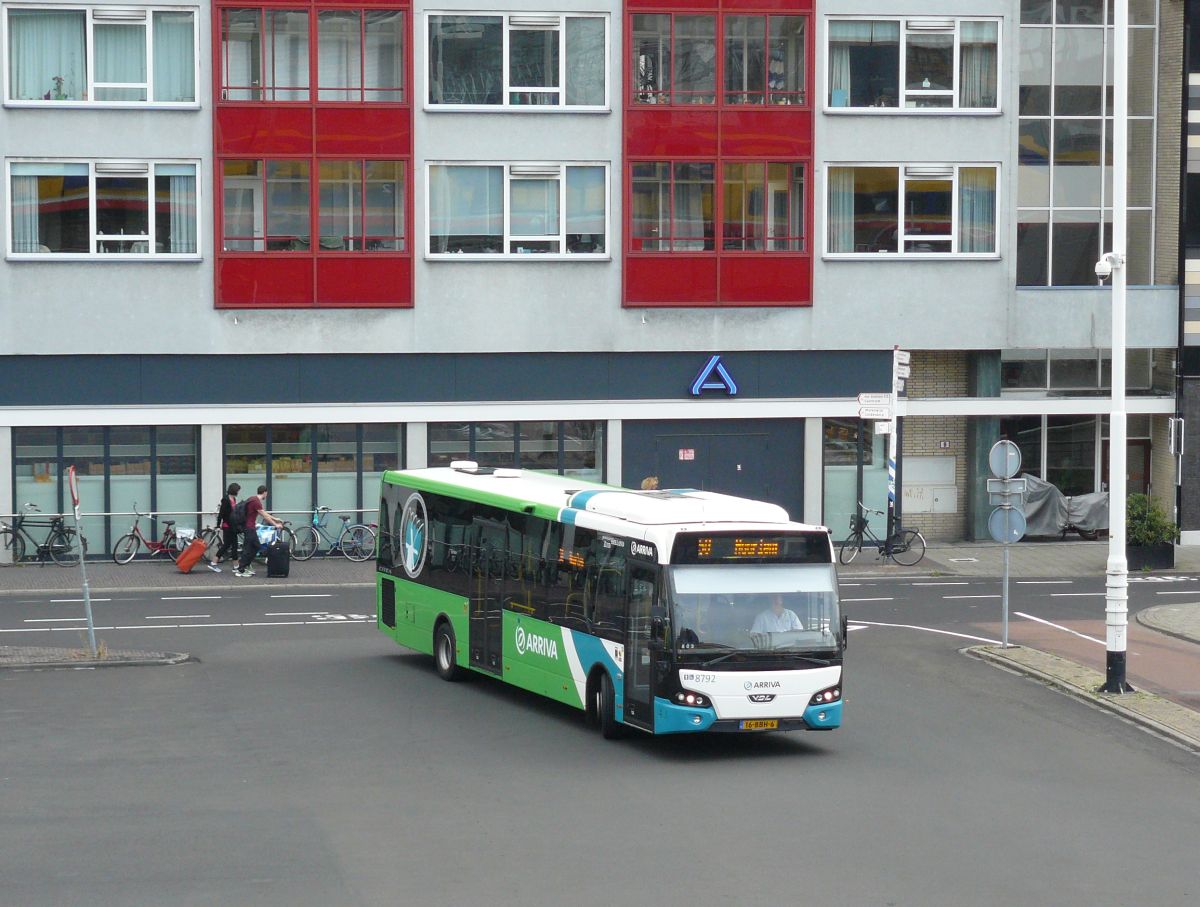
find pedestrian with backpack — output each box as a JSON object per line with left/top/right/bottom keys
{"left": 233, "top": 485, "right": 283, "bottom": 578}
{"left": 215, "top": 483, "right": 241, "bottom": 564}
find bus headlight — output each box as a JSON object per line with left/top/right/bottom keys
{"left": 809, "top": 686, "right": 841, "bottom": 706}
{"left": 675, "top": 690, "right": 708, "bottom": 707}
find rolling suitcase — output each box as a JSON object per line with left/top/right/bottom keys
{"left": 266, "top": 537, "right": 290, "bottom": 578}
{"left": 176, "top": 538, "right": 207, "bottom": 574}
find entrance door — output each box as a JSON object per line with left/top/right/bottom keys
{"left": 623, "top": 564, "right": 658, "bottom": 730}
{"left": 654, "top": 432, "right": 770, "bottom": 501}
{"left": 468, "top": 540, "right": 504, "bottom": 675}
{"left": 1101, "top": 440, "right": 1152, "bottom": 496}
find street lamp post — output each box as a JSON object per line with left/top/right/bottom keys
{"left": 1100, "top": 0, "right": 1132, "bottom": 694}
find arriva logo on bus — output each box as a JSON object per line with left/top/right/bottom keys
{"left": 514, "top": 626, "right": 558, "bottom": 660}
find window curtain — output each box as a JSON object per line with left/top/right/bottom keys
{"left": 565, "top": 17, "right": 604, "bottom": 105}
{"left": 958, "top": 167, "right": 996, "bottom": 253}
{"left": 828, "top": 21, "right": 893, "bottom": 107}
{"left": 318, "top": 10, "right": 360, "bottom": 100}
{"left": 8, "top": 10, "right": 86, "bottom": 100}
{"left": 429, "top": 166, "right": 502, "bottom": 253}
{"left": 95, "top": 23, "right": 146, "bottom": 100}
{"left": 959, "top": 21, "right": 998, "bottom": 108}
{"left": 827, "top": 167, "right": 856, "bottom": 253}
{"left": 11, "top": 175, "right": 40, "bottom": 252}
{"left": 165, "top": 169, "right": 197, "bottom": 253}
{"left": 153, "top": 12, "right": 195, "bottom": 102}
{"left": 364, "top": 10, "right": 403, "bottom": 101}
{"left": 267, "top": 10, "right": 309, "bottom": 100}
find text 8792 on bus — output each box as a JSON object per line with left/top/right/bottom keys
{"left": 376, "top": 464, "right": 846, "bottom": 738}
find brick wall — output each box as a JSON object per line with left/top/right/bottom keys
{"left": 1155, "top": 0, "right": 1183, "bottom": 285}
{"left": 900, "top": 351, "right": 970, "bottom": 542}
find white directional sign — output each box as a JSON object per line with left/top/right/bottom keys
{"left": 875, "top": 421, "right": 892, "bottom": 434}
{"left": 858, "top": 405, "right": 892, "bottom": 420}
{"left": 894, "top": 350, "right": 911, "bottom": 365}
{"left": 895, "top": 364, "right": 911, "bottom": 379}
{"left": 858, "top": 392, "right": 891, "bottom": 406}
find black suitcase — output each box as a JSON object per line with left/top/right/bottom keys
{"left": 266, "top": 537, "right": 290, "bottom": 578}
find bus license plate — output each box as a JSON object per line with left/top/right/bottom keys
{"left": 740, "top": 719, "right": 778, "bottom": 731}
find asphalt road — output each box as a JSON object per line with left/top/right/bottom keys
{"left": 2, "top": 582, "right": 1198, "bottom": 906}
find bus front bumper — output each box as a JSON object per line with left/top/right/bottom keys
{"left": 651, "top": 698, "right": 842, "bottom": 734}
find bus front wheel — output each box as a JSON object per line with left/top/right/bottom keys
{"left": 434, "top": 622, "right": 462, "bottom": 681}
{"left": 596, "top": 673, "right": 623, "bottom": 740}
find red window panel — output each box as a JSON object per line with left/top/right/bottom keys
{"left": 213, "top": 3, "right": 413, "bottom": 308}
{"left": 629, "top": 11, "right": 809, "bottom": 109}
{"left": 625, "top": 158, "right": 811, "bottom": 307}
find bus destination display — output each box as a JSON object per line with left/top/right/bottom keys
{"left": 673, "top": 532, "right": 831, "bottom": 565}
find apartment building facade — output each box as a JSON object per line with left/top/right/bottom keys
{"left": 0, "top": 0, "right": 1187, "bottom": 552}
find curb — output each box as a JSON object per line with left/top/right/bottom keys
{"left": 965, "top": 645, "right": 1200, "bottom": 754}
{"left": 0, "top": 648, "right": 193, "bottom": 670}
{"left": 1134, "top": 605, "right": 1200, "bottom": 647}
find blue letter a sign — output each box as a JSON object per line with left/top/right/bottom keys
{"left": 690, "top": 355, "right": 738, "bottom": 396}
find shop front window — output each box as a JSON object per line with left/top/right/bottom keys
{"left": 426, "top": 421, "right": 605, "bottom": 481}
{"left": 822, "top": 419, "right": 887, "bottom": 542}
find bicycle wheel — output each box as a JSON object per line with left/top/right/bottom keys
{"left": 201, "top": 527, "right": 221, "bottom": 551}
{"left": 113, "top": 533, "right": 142, "bottom": 565}
{"left": 340, "top": 524, "right": 376, "bottom": 562}
{"left": 838, "top": 535, "right": 863, "bottom": 565}
{"left": 1, "top": 527, "right": 26, "bottom": 564}
{"left": 291, "top": 525, "right": 319, "bottom": 561}
{"left": 889, "top": 529, "right": 927, "bottom": 567}
{"left": 49, "top": 528, "right": 82, "bottom": 567}
{"left": 278, "top": 525, "right": 297, "bottom": 552}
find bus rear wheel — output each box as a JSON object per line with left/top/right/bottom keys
{"left": 596, "top": 673, "right": 623, "bottom": 740}
{"left": 434, "top": 623, "right": 462, "bottom": 682}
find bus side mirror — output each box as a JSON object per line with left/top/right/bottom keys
{"left": 651, "top": 615, "right": 665, "bottom": 640}
{"left": 842, "top": 615, "right": 848, "bottom": 648}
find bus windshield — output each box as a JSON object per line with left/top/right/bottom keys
{"left": 668, "top": 563, "right": 841, "bottom": 654}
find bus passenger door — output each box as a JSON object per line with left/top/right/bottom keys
{"left": 623, "top": 564, "right": 657, "bottom": 730}
{"left": 469, "top": 542, "right": 504, "bottom": 675}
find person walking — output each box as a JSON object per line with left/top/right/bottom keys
{"left": 214, "top": 483, "right": 241, "bottom": 564}
{"left": 233, "top": 485, "right": 283, "bottom": 578}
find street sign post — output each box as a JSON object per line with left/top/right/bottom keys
{"left": 857, "top": 392, "right": 891, "bottom": 407}
{"left": 67, "top": 466, "right": 97, "bottom": 658}
{"left": 987, "top": 441, "right": 1027, "bottom": 648}
{"left": 857, "top": 405, "right": 891, "bottom": 420}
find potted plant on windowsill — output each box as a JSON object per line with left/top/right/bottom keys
{"left": 1125, "top": 493, "right": 1177, "bottom": 571}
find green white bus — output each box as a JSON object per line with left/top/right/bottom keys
{"left": 376, "top": 463, "right": 845, "bottom": 737}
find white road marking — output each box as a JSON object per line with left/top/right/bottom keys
{"left": 840, "top": 597, "right": 893, "bottom": 602}
{"left": 944, "top": 594, "right": 1000, "bottom": 599}
{"left": 49, "top": 598, "right": 111, "bottom": 603}
{"left": 180, "top": 623, "right": 241, "bottom": 628}
{"left": 161, "top": 596, "right": 221, "bottom": 601}
{"left": 146, "top": 614, "right": 210, "bottom": 620}
{"left": 850, "top": 619, "right": 1000, "bottom": 645}
{"left": 24, "top": 617, "right": 89, "bottom": 623}
{"left": 1014, "top": 611, "right": 1105, "bottom": 645}
{"left": 265, "top": 611, "right": 330, "bottom": 616}
{"left": 242, "top": 621, "right": 307, "bottom": 626}
{"left": 1017, "top": 580, "right": 1073, "bottom": 585}
{"left": 0, "top": 618, "right": 371, "bottom": 634}
{"left": 270, "top": 593, "right": 333, "bottom": 598}
{"left": 914, "top": 581, "right": 969, "bottom": 586}
{"left": 1050, "top": 592, "right": 1107, "bottom": 597}
{"left": 1154, "top": 590, "right": 1200, "bottom": 596}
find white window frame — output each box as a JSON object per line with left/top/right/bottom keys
{"left": 424, "top": 11, "right": 609, "bottom": 112}
{"left": 823, "top": 16, "right": 1001, "bottom": 115}
{"left": 823, "top": 162, "right": 1001, "bottom": 260}
{"left": 2, "top": 4, "right": 200, "bottom": 107}
{"left": 424, "top": 161, "right": 610, "bottom": 260}
{"left": 6, "top": 158, "right": 203, "bottom": 259}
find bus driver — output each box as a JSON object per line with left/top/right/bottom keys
{"left": 751, "top": 593, "right": 804, "bottom": 633}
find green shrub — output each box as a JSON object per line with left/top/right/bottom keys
{"left": 1126, "top": 493, "right": 1178, "bottom": 547}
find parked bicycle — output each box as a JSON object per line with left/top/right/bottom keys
{"left": 112, "top": 508, "right": 190, "bottom": 564}
{"left": 0, "top": 503, "right": 86, "bottom": 567}
{"left": 837, "top": 503, "right": 927, "bottom": 567}
{"left": 290, "top": 506, "right": 375, "bottom": 562}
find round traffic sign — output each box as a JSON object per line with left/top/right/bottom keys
{"left": 988, "top": 507, "right": 1027, "bottom": 544}
{"left": 989, "top": 440, "right": 1022, "bottom": 479}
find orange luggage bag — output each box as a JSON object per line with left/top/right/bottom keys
{"left": 176, "top": 538, "right": 208, "bottom": 573}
